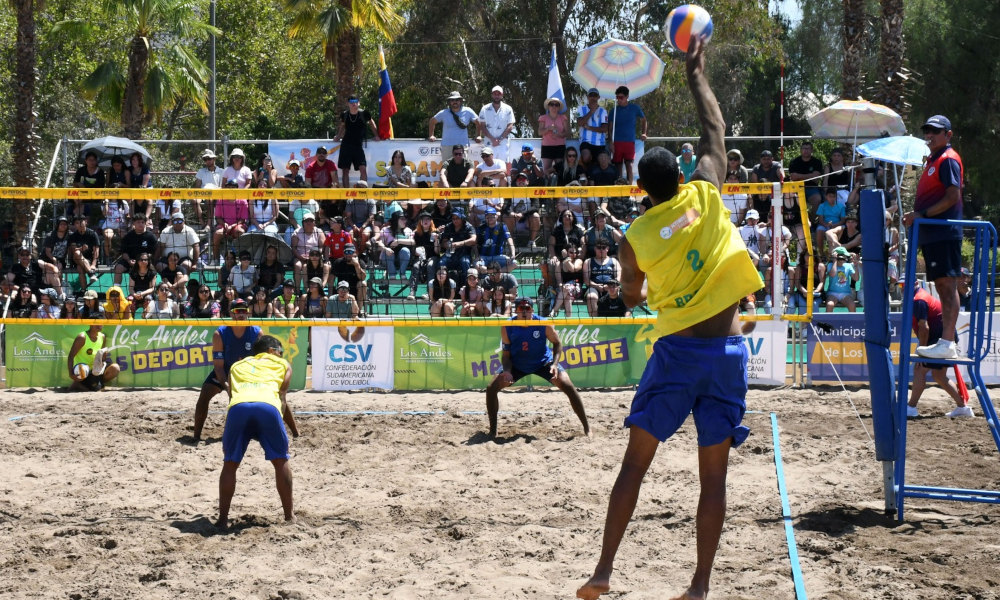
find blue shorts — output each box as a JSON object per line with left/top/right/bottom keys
{"left": 222, "top": 402, "right": 290, "bottom": 463}
{"left": 625, "top": 335, "right": 750, "bottom": 448}
{"left": 203, "top": 370, "right": 226, "bottom": 390}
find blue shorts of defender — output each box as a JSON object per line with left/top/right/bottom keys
{"left": 625, "top": 335, "right": 750, "bottom": 448}
{"left": 204, "top": 370, "right": 226, "bottom": 390}
{"left": 222, "top": 402, "right": 290, "bottom": 463}
{"left": 511, "top": 360, "right": 564, "bottom": 383}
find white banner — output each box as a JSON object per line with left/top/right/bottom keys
{"left": 957, "top": 312, "right": 998, "bottom": 384}
{"left": 267, "top": 139, "right": 645, "bottom": 185}
{"left": 311, "top": 326, "right": 395, "bottom": 390}
{"left": 745, "top": 318, "right": 787, "bottom": 385}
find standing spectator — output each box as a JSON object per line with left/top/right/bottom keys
{"left": 298, "top": 277, "right": 326, "bottom": 318}
{"left": 538, "top": 97, "right": 569, "bottom": 173}
{"left": 41, "top": 217, "right": 71, "bottom": 286}
{"left": 378, "top": 212, "right": 414, "bottom": 280}
{"left": 323, "top": 216, "right": 353, "bottom": 261}
{"left": 577, "top": 87, "right": 609, "bottom": 167}
{"left": 429, "top": 266, "right": 456, "bottom": 317}
{"left": 583, "top": 212, "right": 622, "bottom": 258}
{"left": 727, "top": 149, "right": 750, "bottom": 182}
{"left": 815, "top": 187, "right": 846, "bottom": 257}
{"left": 407, "top": 212, "right": 439, "bottom": 300}
{"left": 80, "top": 289, "right": 106, "bottom": 319}
{"left": 478, "top": 85, "right": 516, "bottom": 163}
{"left": 334, "top": 96, "right": 379, "bottom": 187}
{"left": 474, "top": 147, "right": 508, "bottom": 187}
{"left": 127, "top": 253, "right": 158, "bottom": 315}
{"left": 554, "top": 147, "right": 586, "bottom": 187}
{"left": 100, "top": 196, "right": 130, "bottom": 264}
{"left": 290, "top": 213, "right": 325, "bottom": 289}
{"left": 583, "top": 239, "right": 621, "bottom": 316}
{"left": 597, "top": 280, "right": 631, "bottom": 317}
{"left": 70, "top": 151, "right": 105, "bottom": 218}
{"left": 193, "top": 149, "right": 223, "bottom": 229}
{"left": 781, "top": 186, "right": 806, "bottom": 254}
{"left": 751, "top": 149, "right": 784, "bottom": 184}
{"left": 677, "top": 143, "right": 697, "bottom": 183}
{"left": 127, "top": 152, "right": 151, "bottom": 189}
{"left": 428, "top": 91, "right": 481, "bottom": 153}
{"left": 305, "top": 146, "right": 339, "bottom": 223}
{"left": 823, "top": 147, "right": 852, "bottom": 206}
{"left": 437, "top": 209, "right": 476, "bottom": 276}
{"left": 458, "top": 269, "right": 488, "bottom": 317}
{"left": 385, "top": 150, "right": 413, "bottom": 188}
{"left": 886, "top": 211, "right": 901, "bottom": 284}
{"left": 903, "top": 115, "right": 964, "bottom": 360}
{"left": 824, "top": 247, "right": 859, "bottom": 312}
{"left": 476, "top": 208, "right": 515, "bottom": 272}
{"left": 157, "top": 213, "right": 199, "bottom": 271}
{"left": 68, "top": 214, "right": 101, "bottom": 286}
{"left": 788, "top": 141, "right": 824, "bottom": 209}
{"left": 331, "top": 243, "right": 368, "bottom": 311}
{"left": 229, "top": 251, "right": 258, "bottom": 297}
{"left": 325, "top": 280, "right": 359, "bottom": 319}
{"left": 106, "top": 156, "right": 128, "bottom": 188}
{"left": 158, "top": 252, "right": 189, "bottom": 302}
{"left": 439, "top": 145, "right": 475, "bottom": 188}
{"left": 609, "top": 85, "right": 647, "bottom": 182}
{"left": 510, "top": 144, "right": 545, "bottom": 186}
{"left": 251, "top": 154, "right": 277, "bottom": 189}
{"left": 256, "top": 245, "right": 286, "bottom": 298}
{"left": 272, "top": 280, "right": 299, "bottom": 319}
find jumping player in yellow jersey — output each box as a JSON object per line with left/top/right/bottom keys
{"left": 578, "top": 35, "right": 762, "bottom": 600}
{"left": 216, "top": 335, "right": 300, "bottom": 529}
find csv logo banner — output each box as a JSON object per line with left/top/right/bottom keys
{"left": 311, "top": 326, "right": 395, "bottom": 391}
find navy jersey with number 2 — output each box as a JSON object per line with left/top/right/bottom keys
{"left": 505, "top": 315, "right": 553, "bottom": 373}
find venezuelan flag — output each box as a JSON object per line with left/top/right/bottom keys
{"left": 378, "top": 46, "right": 397, "bottom": 140}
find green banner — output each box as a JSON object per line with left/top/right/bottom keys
{"left": 392, "top": 323, "right": 657, "bottom": 389}
{"left": 6, "top": 324, "right": 308, "bottom": 389}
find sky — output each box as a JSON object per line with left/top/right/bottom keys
{"left": 771, "top": 0, "right": 803, "bottom": 24}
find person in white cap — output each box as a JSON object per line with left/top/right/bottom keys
{"left": 479, "top": 85, "right": 516, "bottom": 163}
{"left": 193, "top": 149, "right": 222, "bottom": 230}
{"left": 739, "top": 209, "right": 765, "bottom": 268}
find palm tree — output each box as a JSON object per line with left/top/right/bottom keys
{"left": 876, "top": 0, "right": 906, "bottom": 113}
{"left": 53, "top": 0, "right": 220, "bottom": 139}
{"left": 842, "top": 0, "right": 865, "bottom": 101}
{"left": 285, "top": 0, "right": 404, "bottom": 102}
{"left": 10, "top": 0, "right": 42, "bottom": 245}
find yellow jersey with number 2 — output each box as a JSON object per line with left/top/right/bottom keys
{"left": 228, "top": 353, "right": 289, "bottom": 412}
{"left": 626, "top": 180, "right": 761, "bottom": 338}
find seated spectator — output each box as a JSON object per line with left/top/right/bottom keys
{"left": 596, "top": 279, "right": 631, "bottom": 317}
{"left": 788, "top": 141, "right": 824, "bottom": 208}
{"left": 41, "top": 216, "right": 70, "bottom": 290}
{"left": 740, "top": 209, "right": 766, "bottom": 269}
{"left": 547, "top": 208, "right": 586, "bottom": 291}
{"left": 331, "top": 243, "right": 368, "bottom": 311}
{"left": 359, "top": 213, "right": 384, "bottom": 261}
{"left": 127, "top": 152, "right": 152, "bottom": 189}
{"left": 587, "top": 150, "right": 618, "bottom": 218}
{"left": 343, "top": 186, "right": 378, "bottom": 232}
{"left": 751, "top": 149, "right": 784, "bottom": 184}
{"left": 9, "top": 285, "right": 37, "bottom": 317}
{"left": 158, "top": 252, "right": 189, "bottom": 302}
{"left": 0, "top": 278, "right": 10, "bottom": 306}
{"left": 106, "top": 155, "right": 129, "bottom": 189}
{"left": 437, "top": 209, "right": 476, "bottom": 276}
{"left": 325, "top": 280, "right": 359, "bottom": 319}
{"left": 787, "top": 251, "right": 814, "bottom": 316}
{"left": 429, "top": 198, "right": 454, "bottom": 229}
{"left": 155, "top": 196, "right": 181, "bottom": 234}
{"left": 458, "top": 269, "right": 488, "bottom": 317}
{"left": 475, "top": 146, "right": 508, "bottom": 187}
{"left": 440, "top": 145, "right": 475, "bottom": 188}
{"left": 603, "top": 178, "right": 634, "bottom": 225}
{"left": 194, "top": 149, "right": 223, "bottom": 230}
{"left": 885, "top": 211, "right": 900, "bottom": 284}
{"left": 308, "top": 147, "right": 341, "bottom": 225}
{"left": 211, "top": 189, "right": 249, "bottom": 262}
{"left": 128, "top": 252, "right": 158, "bottom": 315}
{"left": 187, "top": 284, "right": 221, "bottom": 318}
{"left": 407, "top": 212, "right": 439, "bottom": 300}
{"left": 300, "top": 249, "right": 330, "bottom": 294}
{"left": 219, "top": 250, "right": 237, "bottom": 289}
{"left": 118, "top": 215, "right": 158, "bottom": 284}
{"left": 503, "top": 174, "right": 542, "bottom": 249}
{"left": 277, "top": 158, "right": 306, "bottom": 189}
{"left": 103, "top": 285, "right": 133, "bottom": 320}
{"left": 157, "top": 213, "right": 199, "bottom": 271}
{"left": 553, "top": 147, "right": 586, "bottom": 187}
{"left": 32, "top": 288, "right": 61, "bottom": 319}
{"left": 249, "top": 286, "right": 273, "bottom": 318}
{"left": 815, "top": 187, "right": 846, "bottom": 257}
{"left": 256, "top": 245, "right": 286, "bottom": 298}
{"left": 487, "top": 286, "right": 511, "bottom": 317}
{"left": 8, "top": 247, "right": 60, "bottom": 297}
{"left": 727, "top": 149, "right": 750, "bottom": 182}
{"left": 385, "top": 150, "right": 414, "bottom": 188}
{"left": 100, "top": 197, "right": 130, "bottom": 262}
{"left": 553, "top": 246, "right": 584, "bottom": 318}
{"left": 323, "top": 217, "right": 353, "bottom": 262}
{"left": 185, "top": 277, "right": 201, "bottom": 303}
{"left": 468, "top": 179, "right": 502, "bottom": 228}
{"left": 429, "top": 266, "right": 456, "bottom": 317}
{"left": 555, "top": 181, "right": 587, "bottom": 225}
{"left": 284, "top": 189, "right": 316, "bottom": 245}
{"left": 721, "top": 171, "right": 749, "bottom": 224}
{"left": 825, "top": 247, "right": 859, "bottom": 312}
{"left": 217, "top": 285, "right": 238, "bottom": 317}
{"left": 958, "top": 267, "right": 972, "bottom": 311}
{"left": 378, "top": 212, "right": 414, "bottom": 280}
{"left": 823, "top": 147, "right": 852, "bottom": 206}
{"left": 476, "top": 208, "right": 515, "bottom": 273}
{"left": 583, "top": 212, "right": 622, "bottom": 258}
{"left": 145, "top": 282, "right": 181, "bottom": 319}
{"left": 80, "top": 289, "right": 105, "bottom": 319}
{"left": 290, "top": 212, "right": 326, "bottom": 288}
{"left": 825, "top": 211, "right": 861, "bottom": 255}
{"left": 68, "top": 214, "right": 101, "bottom": 286}
{"left": 510, "top": 144, "right": 545, "bottom": 185}
{"left": 299, "top": 277, "right": 326, "bottom": 318}
{"left": 249, "top": 194, "right": 279, "bottom": 234}
{"left": 272, "top": 280, "right": 299, "bottom": 319}
{"left": 620, "top": 206, "right": 640, "bottom": 234}
{"left": 677, "top": 143, "right": 697, "bottom": 183}
{"left": 584, "top": 239, "right": 621, "bottom": 317}
{"left": 60, "top": 295, "right": 81, "bottom": 319}
{"left": 251, "top": 154, "right": 277, "bottom": 189}
{"left": 481, "top": 261, "right": 518, "bottom": 300}
{"left": 229, "top": 250, "right": 258, "bottom": 297}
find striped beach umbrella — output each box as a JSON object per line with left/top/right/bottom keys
{"left": 572, "top": 39, "right": 665, "bottom": 100}
{"left": 807, "top": 100, "right": 906, "bottom": 142}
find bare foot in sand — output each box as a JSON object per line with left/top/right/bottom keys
{"left": 668, "top": 587, "right": 708, "bottom": 600}
{"left": 576, "top": 572, "right": 610, "bottom": 599}
{"left": 215, "top": 518, "right": 229, "bottom": 530}
{"left": 284, "top": 514, "right": 297, "bottom": 524}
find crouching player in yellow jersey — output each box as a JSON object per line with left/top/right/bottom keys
{"left": 577, "top": 35, "right": 762, "bottom": 600}
{"left": 217, "top": 335, "right": 301, "bottom": 529}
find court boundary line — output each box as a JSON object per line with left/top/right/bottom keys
{"left": 770, "top": 412, "right": 808, "bottom": 600}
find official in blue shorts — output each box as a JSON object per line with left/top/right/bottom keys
{"left": 484, "top": 297, "right": 590, "bottom": 440}
{"left": 217, "top": 335, "right": 300, "bottom": 529}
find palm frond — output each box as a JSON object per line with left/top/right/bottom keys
{"left": 143, "top": 62, "right": 175, "bottom": 119}
{"left": 313, "top": 4, "right": 351, "bottom": 45}
{"left": 169, "top": 42, "right": 210, "bottom": 83}
{"left": 82, "top": 61, "right": 126, "bottom": 118}
{"left": 351, "top": 0, "right": 404, "bottom": 39}
{"left": 50, "top": 19, "right": 94, "bottom": 38}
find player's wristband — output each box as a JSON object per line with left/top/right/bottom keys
{"left": 213, "top": 351, "right": 224, "bottom": 360}
{"left": 502, "top": 342, "right": 512, "bottom": 351}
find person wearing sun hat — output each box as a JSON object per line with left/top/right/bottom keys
{"left": 539, "top": 95, "right": 570, "bottom": 173}
{"left": 428, "top": 91, "right": 481, "bottom": 154}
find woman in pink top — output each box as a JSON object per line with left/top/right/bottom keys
{"left": 213, "top": 149, "right": 252, "bottom": 261}
{"left": 538, "top": 97, "right": 570, "bottom": 175}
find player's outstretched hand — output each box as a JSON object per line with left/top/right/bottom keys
{"left": 685, "top": 34, "right": 707, "bottom": 79}
{"left": 499, "top": 371, "right": 514, "bottom": 386}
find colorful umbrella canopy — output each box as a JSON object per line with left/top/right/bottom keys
{"left": 856, "top": 136, "right": 930, "bottom": 167}
{"left": 807, "top": 100, "right": 906, "bottom": 142}
{"left": 572, "top": 39, "right": 665, "bottom": 100}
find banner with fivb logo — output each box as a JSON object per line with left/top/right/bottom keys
{"left": 6, "top": 324, "right": 308, "bottom": 389}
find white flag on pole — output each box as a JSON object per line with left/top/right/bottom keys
{"left": 547, "top": 44, "right": 566, "bottom": 114}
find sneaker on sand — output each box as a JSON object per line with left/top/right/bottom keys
{"left": 945, "top": 405, "right": 975, "bottom": 418}
{"left": 916, "top": 339, "right": 958, "bottom": 359}
{"left": 906, "top": 405, "right": 920, "bottom": 419}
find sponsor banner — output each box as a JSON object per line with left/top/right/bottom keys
{"left": 311, "top": 326, "right": 394, "bottom": 390}
{"left": 6, "top": 324, "right": 308, "bottom": 389}
{"left": 267, "top": 139, "right": 645, "bottom": 185}
{"left": 806, "top": 312, "right": 921, "bottom": 383}
{"left": 745, "top": 319, "right": 788, "bottom": 385}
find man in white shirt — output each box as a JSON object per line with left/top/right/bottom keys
{"left": 475, "top": 147, "right": 508, "bottom": 187}
{"left": 577, "top": 87, "right": 609, "bottom": 168}
{"left": 158, "top": 213, "right": 201, "bottom": 269}
{"left": 478, "top": 85, "right": 516, "bottom": 163}
{"left": 739, "top": 209, "right": 768, "bottom": 270}
{"left": 193, "top": 149, "right": 223, "bottom": 230}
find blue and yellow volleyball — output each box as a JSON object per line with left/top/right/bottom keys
{"left": 665, "top": 4, "right": 714, "bottom": 52}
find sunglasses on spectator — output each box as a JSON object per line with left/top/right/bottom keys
{"left": 453, "top": 152, "right": 463, "bottom": 156}
{"left": 729, "top": 157, "right": 740, "bottom": 161}
{"left": 922, "top": 126, "right": 943, "bottom": 134}
{"left": 20, "top": 288, "right": 31, "bottom": 294}
{"left": 232, "top": 308, "right": 249, "bottom": 313}
{"left": 19, "top": 253, "right": 30, "bottom": 258}
{"left": 682, "top": 149, "right": 692, "bottom": 154}
{"left": 548, "top": 103, "right": 560, "bottom": 107}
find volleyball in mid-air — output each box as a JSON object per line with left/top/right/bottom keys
{"left": 665, "top": 4, "right": 714, "bottom": 52}
{"left": 73, "top": 363, "right": 90, "bottom": 380}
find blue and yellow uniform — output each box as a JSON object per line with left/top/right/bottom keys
{"left": 204, "top": 325, "right": 262, "bottom": 389}
{"left": 505, "top": 314, "right": 562, "bottom": 382}
{"left": 623, "top": 180, "right": 762, "bottom": 447}
{"left": 222, "top": 352, "right": 291, "bottom": 463}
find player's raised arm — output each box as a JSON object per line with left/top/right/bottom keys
{"left": 686, "top": 35, "right": 726, "bottom": 189}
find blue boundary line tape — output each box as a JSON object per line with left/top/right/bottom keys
{"left": 770, "top": 412, "right": 808, "bottom": 600}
